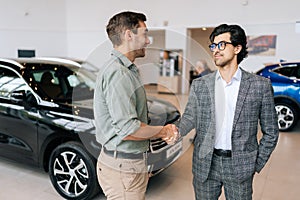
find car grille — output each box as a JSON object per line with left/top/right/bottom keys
{"left": 149, "top": 138, "right": 168, "bottom": 153}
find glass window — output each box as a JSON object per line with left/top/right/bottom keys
{"left": 25, "top": 63, "right": 95, "bottom": 102}
{"left": 0, "top": 67, "right": 28, "bottom": 99}
{"left": 273, "top": 64, "right": 299, "bottom": 78}
{"left": 32, "top": 71, "right": 60, "bottom": 85}
{"left": 67, "top": 74, "right": 81, "bottom": 87}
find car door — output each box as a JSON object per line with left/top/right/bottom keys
{"left": 0, "top": 65, "right": 39, "bottom": 165}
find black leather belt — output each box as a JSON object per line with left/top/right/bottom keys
{"left": 213, "top": 148, "right": 232, "bottom": 157}
{"left": 103, "top": 147, "right": 146, "bottom": 159}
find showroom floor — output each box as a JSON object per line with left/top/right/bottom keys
{"left": 1, "top": 86, "right": 300, "bottom": 200}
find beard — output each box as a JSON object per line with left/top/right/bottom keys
{"left": 214, "top": 59, "right": 228, "bottom": 68}
{"left": 134, "top": 48, "right": 146, "bottom": 58}
{"left": 214, "top": 53, "right": 235, "bottom": 68}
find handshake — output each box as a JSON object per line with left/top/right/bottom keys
{"left": 159, "top": 124, "right": 181, "bottom": 145}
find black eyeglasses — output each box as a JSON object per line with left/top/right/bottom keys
{"left": 209, "top": 41, "right": 233, "bottom": 52}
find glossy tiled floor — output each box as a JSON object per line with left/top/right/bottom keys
{"left": 1, "top": 86, "right": 300, "bottom": 200}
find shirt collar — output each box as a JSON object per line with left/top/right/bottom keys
{"left": 111, "top": 49, "right": 134, "bottom": 69}
{"left": 216, "top": 67, "right": 242, "bottom": 82}
{"left": 216, "top": 70, "right": 222, "bottom": 81}
{"left": 233, "top": 67, "right": 242, "bottom": 82}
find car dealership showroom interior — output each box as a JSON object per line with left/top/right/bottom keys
{"left": 1, "top": 1, "right": 300, "bottom": 200}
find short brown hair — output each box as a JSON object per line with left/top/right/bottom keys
{"left": 106, "top": 11, "right": 147, "bottom": 47}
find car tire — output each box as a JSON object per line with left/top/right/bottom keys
{"left": 49, "top": 141, "right": 100, "bottom": 200}
{"left": 275, "top": 102, "right": 298, "bottom": 131}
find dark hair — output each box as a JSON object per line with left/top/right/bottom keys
{"left": 106, "top": 11, "right": 147, "bottom": 47}
{"left": 209, "top": 24, "right": 248, "bottom": 64}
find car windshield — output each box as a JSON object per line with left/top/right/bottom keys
{"left": 0, "top": 67, "right": 29, "bottom": 99}
{"left": 23, "top": 62, "right": 97, "bottom": 103}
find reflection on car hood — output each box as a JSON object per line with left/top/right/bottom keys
{"left": 72, "top": 98, "right": 94, "bottom": 109}
{"left": 55, "top": 96, "right": 180, "bottom": 126}
{"left": 63, "top": 98, "right": 94, "bottom": 119}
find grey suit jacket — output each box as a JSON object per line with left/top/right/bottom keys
{"left": 180, "top": 68, "right": 279, "bottom": 183}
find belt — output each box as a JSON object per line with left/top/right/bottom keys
{"left": 102, "top": 147, "right": 146, "bottom": 160}
{"left": 213, "top": 148, "right": 232, "bottom": 157}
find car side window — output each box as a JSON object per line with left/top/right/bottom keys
{"left": 273, "top": 65, "right": 299, "bottom": 78}
{"left": 297, "top": 64, "right": 300, "bottom": 79}
{"left": 0, "top": 67, "right": 29, "bottom": 99}
{"left": 32, "top": 71, "right": 60, "bottom": 85}
{"left": 67, "top": 74, "right": 81, "bottom": 87}
{"left": 31, "top": 69, "right": 63, "bottom": 100}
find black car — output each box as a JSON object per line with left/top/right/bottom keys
{"left": 0, "top": 58, "right": 183, "bottom": 199}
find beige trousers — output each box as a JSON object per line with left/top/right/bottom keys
{"left": 97, "top": 150, "right": 149, "bottom": 200}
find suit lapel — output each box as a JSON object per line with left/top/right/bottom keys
{"left": 202, "top": 70, "right": 251, "bottom": 136}
{"left": 207, "top": 72, "right": 216, "bottom": 110}
{"left": 232, "top": 69, "right": 251, "bottom": 131}
{"left": 205, "top": 71, "right": 217, "bottom": 133}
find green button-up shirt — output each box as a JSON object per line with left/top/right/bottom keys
{"left": 94, "top": 49, "right": 149, "bottom": 153}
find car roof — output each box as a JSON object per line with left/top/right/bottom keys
{"left": 0, "top": 57, "right": 82, "bottom": 71}
{"left": 256, "top": 61, "right": 300, "bottom": 73}
{"left": 265, "top": 61, "right": 300, "bottom": 67}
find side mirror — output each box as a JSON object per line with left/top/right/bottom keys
{"left": 10, "top": 90, "right": 38, "bottom": 110}
{"left": 10, "top": 90, "right": 25, "bottom": 103}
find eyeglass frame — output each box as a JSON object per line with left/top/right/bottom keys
{"left": 208, "top": 41, "right": 233, "bottom": 52}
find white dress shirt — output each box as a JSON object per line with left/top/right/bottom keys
{"left": 214, "top": 67, "right": 241, "bottom": 150}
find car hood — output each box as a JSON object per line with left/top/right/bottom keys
{"left": 53, "top": 95, "right": 180, "bottom": 126}
{"left": 147, "top": 96, "right": 180, "bottom": 125}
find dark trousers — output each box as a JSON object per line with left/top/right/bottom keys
{"left": 193, "top": 154, "right": 254, "bottom": 200}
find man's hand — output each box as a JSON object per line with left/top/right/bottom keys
{"left": 123, "top": 123, "right": 180, "bottom": 142}
{"left": 159, "top": 124, "right": 180, "bottom": 145}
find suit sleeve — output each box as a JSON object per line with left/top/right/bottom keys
{"left": 179, "top": 82, "right": 197, "bottom": 136}
{"left": 256, "top": 79, "right": 279, "bottom": 172}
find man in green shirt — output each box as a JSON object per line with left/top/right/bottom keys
{"left": 94, "top": 11, "right": 179, "bottom": 200}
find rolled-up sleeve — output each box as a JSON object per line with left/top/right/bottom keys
{"left": 94, "top": 50, "right": 149, "bottom": 153}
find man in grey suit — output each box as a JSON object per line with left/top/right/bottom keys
{"left": 179, "top": 24, "right": 279, "bottom": 199}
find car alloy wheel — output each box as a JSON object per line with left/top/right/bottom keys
{"left": 49, "top": 141, "right": 100, "bottom": 199}
{"left": 275, "top": 102, "right": 298, "bottom": 131}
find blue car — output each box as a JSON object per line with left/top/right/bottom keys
{"left": 256, "top": 61, "right": 300, "bottom": 131}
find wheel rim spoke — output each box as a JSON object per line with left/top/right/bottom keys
{"left": 52, "top": 150, "right": 89, "bottom": 196}
{"left": 276, "top": 105, "right": 294, "bottom": 130}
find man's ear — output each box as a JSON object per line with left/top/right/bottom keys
{"left": 124, "top": 29, "right": 133, "bottom": 41}
{"left": 234, "top": 45, "right": 242, "bottom": 54}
